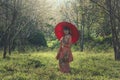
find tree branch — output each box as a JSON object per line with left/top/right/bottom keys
{"left": 90, "top": 0, "right": 120, "bottom": 22}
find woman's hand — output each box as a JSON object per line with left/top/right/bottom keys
{"left": 56, "top": 56, "right": 58, "bottom": 60}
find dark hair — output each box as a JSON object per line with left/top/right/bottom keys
{"left": 63, "top": 26, "right": 71, "bottom": 34}
{"left": 63, "top": 26, "right": 70, "bottom": 31}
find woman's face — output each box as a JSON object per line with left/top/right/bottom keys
{"left": 64, "top": 30, "right": 69, "bottom": 35}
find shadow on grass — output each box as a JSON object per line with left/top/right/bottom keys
{"left": 26, "top": 59, "right": 45, "bottom": 68}
{"left": 70, "top": 67, "right": 81, "bottom": 75}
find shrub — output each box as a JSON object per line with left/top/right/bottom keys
{"left": 28, "top": 31, "right": 47, "bottom": 47}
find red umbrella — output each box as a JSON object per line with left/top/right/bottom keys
{"left": 54, "top": 22, "right": 80, "bottom": 44}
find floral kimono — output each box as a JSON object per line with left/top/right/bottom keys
{"left": 56, "top": 35, "right": 73, "bottom": 73}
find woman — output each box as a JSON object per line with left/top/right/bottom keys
{"left": 56, "top": 26, "right": 73, "bottom": 73}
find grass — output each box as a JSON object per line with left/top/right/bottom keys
{"left": 0, "top": 50, "right": 120, "bottom": 80}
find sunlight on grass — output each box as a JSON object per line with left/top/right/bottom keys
{"left": 0, "top": 51, "right": 120, "bottom": 80}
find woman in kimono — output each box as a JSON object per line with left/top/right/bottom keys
{"left": 56, "top": 27, "right": 73, "bottom": 73}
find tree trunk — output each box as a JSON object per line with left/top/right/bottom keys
{"left": 108, "top": 0, "right": 120, "bottom": 60}
{"left": 8, "top": 40, "right": 11, "bottom": 55}
{"left": 87, "top": 26, "right": 90, "bottom": 39}
{"left": 8, "top": 28, "right": 12, "bottom": 55}
{"left": 80, "top": 14, "right": 85, "bottom": 52}
{"left": 3, "top": 44, "right": 7, "bottom": 59}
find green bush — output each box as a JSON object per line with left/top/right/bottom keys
{"left": 84, "top": 35, "right": 112, "bottom": 52}
{"left": 28, "top": 31, "right": 47, "bottom": 47}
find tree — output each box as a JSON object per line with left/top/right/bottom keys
{"left": 59, "top": 0, "right": 105, "bottom": 51}
{"left": 91, "top": 0, "right": 120, "bottom": 60}
{"left": 0, "top": 0, "right": 51, "bottom": 58}
{"left": 0, "top": 0, "right": 18, "bottom": 58}
{"left": 59, "top": 0, "right": 86, "bottom": 51}
{"left": 106, "top": 0, "right": 120, "bottom": 60}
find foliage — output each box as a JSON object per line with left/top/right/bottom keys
{"left": 47, "top": 40, "right": 59, "bottom": 49}
{"left": 84, "top": 35, "right": 112, "bottom": 52}
{"left": 28, "top": 31, "right": 47, "bottom": 47}
{"left": 0, "top": 0, "right": 52, "bottom": 58}
{"left": 0, "top": 0, "right": 119, "bottom": 60}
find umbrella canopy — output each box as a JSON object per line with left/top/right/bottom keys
{"left": 54, "top": 22, "right": 80, "bottom": 44}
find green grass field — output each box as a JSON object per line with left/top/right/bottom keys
{"left": 0, "top": 51, "right": 120, "bottom": 80}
